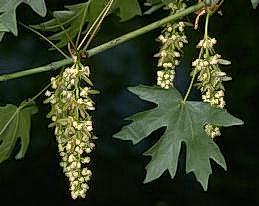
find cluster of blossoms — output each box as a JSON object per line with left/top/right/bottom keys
{"left": 192, "top": 37, "right": 232, "bottom": 138}
{"left": 156, "top": 0, "right": 188, "bottom": 89}
{"left": 45, "top": 62, "right": 98, "bottom": 199}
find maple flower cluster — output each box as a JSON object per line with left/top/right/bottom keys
{"left": 192, "top": 37, "right": 232, "bottom": 138}
{"left": 156, "top": 0, "right": 188, "bottom": 89}
{"left": 45, "top": 62, "right": 98, "bottom": 199}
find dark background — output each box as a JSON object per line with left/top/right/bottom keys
{"left": 0, "top": 0, "right": 258, "bottom": 205}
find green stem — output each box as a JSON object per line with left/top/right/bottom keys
{"left": 86, "top": 2, "right": 205, "bottom": 57}
{"left": 19, "top": 82, "right": 51, "bottom": 111}
{"left": 78, "top": 0, "right": 114, "bottom": 51}
{"left": 204, "top": 12, "right": 210, "bottom": 39}
{"left": 27, "top": 83, "right": 51, "bottom": 103}
{"left": 183, "top": 12, "right": 210, "bottom": 102}
{"left": 0, "top": 2, "right": 205, "bottom": 82}
{"left": 183, "top": 46, "right": 203, "bottom": 102}
{"left": 0, "top": 59, "right": 72, "bottom": 82}
{"left": 183, "top": 69, "right": 197, "bottom": 102}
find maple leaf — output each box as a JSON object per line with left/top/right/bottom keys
{"left": 33, "top": 0, "right": 142, "bottom": 48}
{"left": 0, "top": 0, "right": 46, "bottom": 40}
{"left": 114, "top": 85, "right": 243, "bottom": 190}
{"left": 0, "top": 101, "right": 38, "bottom": 164}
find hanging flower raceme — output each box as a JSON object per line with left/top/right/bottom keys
{"left": 191, "top": 37, "right": 232, "bottom": 138}
{"left": 156, "top": 0, "right": 188, "bottom": 89}
{"left": 44, "top": 61, "right": 99, "bottom": 199}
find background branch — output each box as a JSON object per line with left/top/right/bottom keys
{"left": 0, "top": 2, "right": 205, "bottom": 82}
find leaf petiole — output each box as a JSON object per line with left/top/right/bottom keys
{"left": 183, "top": 12, "right": 210, "bottom": 102}
{"left": 77, "top": 0, "right": 114, "bottom": 51}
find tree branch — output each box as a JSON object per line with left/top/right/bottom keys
{"left": 0, "top": 59, "right": 72, "bottom": 81}
{"left": 0, "top": 2, "right": 205, "bottom": 82}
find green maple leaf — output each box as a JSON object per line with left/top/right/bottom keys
{"left": 0, "top": 101, "right": 38, "bottom": 164}
{"left": 0, "top": 0, "right": 46, "bottom": 40}
{"left": 33, "top": 0, "right": 142, "bottom": 48}
{"left": 251, "top": 0, "right": 259, "bottom": 8}
{"left": 114, "top": 85, "right": 243, "bottom": 190}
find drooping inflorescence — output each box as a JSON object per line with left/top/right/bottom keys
{"left": 156, "top": 0, "right": 188, "bottom": 89}
{"left": 191, "top": 36, "right": 232, "bottom": 138}
{"left": 45, "top": 61, "right": 98, "bottom": 199}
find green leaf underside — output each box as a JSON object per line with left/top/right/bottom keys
{"left": 251, "top": 0, "right": 259, "bottom": 8}
{"left": 113, "top": 85, "right": 243, "bottom": 190}
{"left": 0, "top": 102, "right": 38, "bottom": 164}
{"left": 0, "top": 0, "right": 46, "bottom": 39}
{"left": 33, "top": 0, "right": 142, "bottom": 48}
